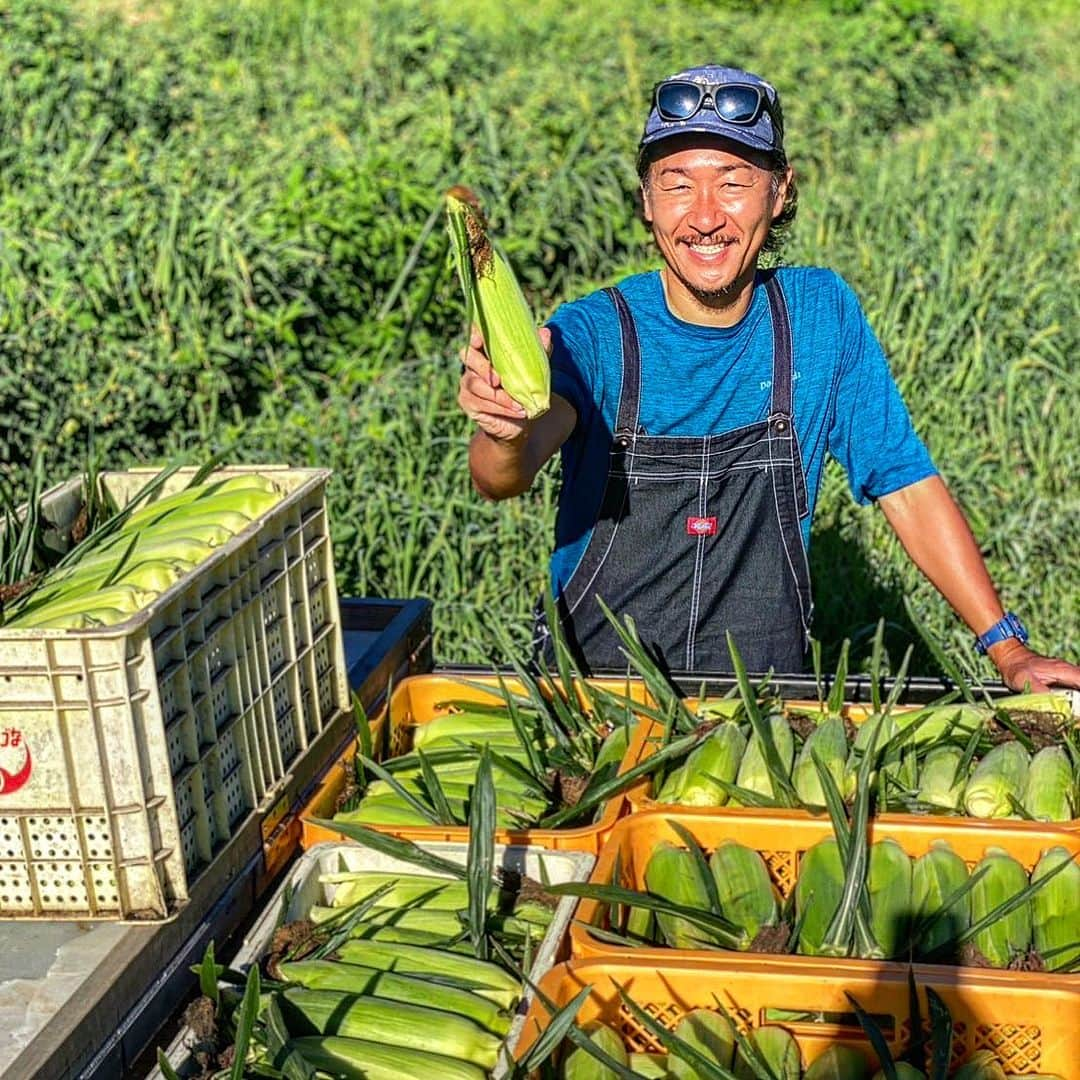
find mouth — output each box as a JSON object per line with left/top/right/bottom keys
{"left": 682, "top": 238, "right": 736, "bottom": 259}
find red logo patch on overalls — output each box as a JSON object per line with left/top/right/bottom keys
{"left": 0, "top": 727, "right": 32, "bottom": 795}
{"left": 686, "top": 516, "right": 718, "bottom": 536}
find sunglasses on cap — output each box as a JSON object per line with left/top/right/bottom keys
{"left": 653, "top": 79, "right": 783, "bottom": 137}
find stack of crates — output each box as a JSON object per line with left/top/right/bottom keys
{"left": 0, "top": 466, "right": 350, "bottom": 920}
{"left": 292, "top": 673, "right": 1080, "bottom": 1076}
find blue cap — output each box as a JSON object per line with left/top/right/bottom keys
{"left": 639, "top": 65, "right": 784, "bottom": 161}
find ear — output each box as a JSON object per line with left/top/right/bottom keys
{"left": 771, "top": 165, "right": 794, "bottom": 216}
{"left": 640, "top": 180, "right": 654, "bottom": 226}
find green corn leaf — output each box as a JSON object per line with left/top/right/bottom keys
{"left": 309, "top": 880, "right": 398, "bottom": 960}
{"left": 516, "top": 982, "right": 595, "bottom": 1074}
{"left": 706, "top": 777, "right": 786, "bottom": 809}
{"left": 196, "top": 940, "right": 221, "bottom": 1009}
{"left": 547, "top": 881, "right": 746, "bottom": 949}
{"left": 356, "top": 753, "right": 446, "bottom": 824}
{"left": 869, "top": 619, "right": 885, "bottom": 715}
{"left": 828, "top": 638, "right": 851, "bottom": 716}
{"left": 155, "top": 1050, "right": 182, "bottom": 1080}
{"left": 416, "top": 748, "right": 457, "bottom": 825}
{"left": 728, "top": 631, "right": 797, "bottom": 807}
{"left": 845, "top": 990, "right": 897, "bottom": 1080}
{"left": 468, "top": 745, "right": 496, "bottom": 960}
{"left": 904, "top": 967, "right": 926, "bottom": 1070}
{"left": 615, "top": 984, "right": 740, "bottom": 1080}
{"left": 229, "top": 965, "right": 261, "bottom": 1080}
{"left": 539, "top": 730, "right": 706, "bottom": 828}
{"left": 926, "top": 987, "right": 953, "bottom": 1080}
{"left": 811, "top": 637, "right": 825, "bottom": 704}
{"left": 903, "top": 596, "right": 976, "bottom": 704}
{"left": 309, "top": 818, "right": 467, "bottom": 878}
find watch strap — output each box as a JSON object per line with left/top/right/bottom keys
{"left": 975, "top": 611, "right": 1028, "bottom": 655}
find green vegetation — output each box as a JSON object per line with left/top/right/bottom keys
{"left": 1, "top": 0, "right": 1076, "bottom": 669}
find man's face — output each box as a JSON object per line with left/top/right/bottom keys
{"left": 642, "top": 143, "right": 790, "bottom": 305}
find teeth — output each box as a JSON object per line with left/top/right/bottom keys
{"left": 688, "top": 241, "right": 731, "bottom": 253}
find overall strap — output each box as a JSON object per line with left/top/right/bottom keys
{"left": 763, "top": 274, "right": 794, "bottom": 419}
{"left": 603, "top": 286, "right": 642, "bottom": 438}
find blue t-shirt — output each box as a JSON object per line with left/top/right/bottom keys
{"left": 545, "top": 266, "right": 937, "bottom": 595}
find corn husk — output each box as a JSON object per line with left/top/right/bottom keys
{"left": 1030, "top": 846, "right": 1080, "bottom": 972}
{"left": 445, "top": 186, "right": 550, "bottom": 419}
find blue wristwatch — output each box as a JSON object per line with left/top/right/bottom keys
{"left": 975, "top": 611, "right": 1028, "bottom": 655}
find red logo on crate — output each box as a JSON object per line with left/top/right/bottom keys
{"left": 0, "top": 728, "right": 32, "bottom": 795}
{"left": 686, "top": 516, "right": 718, "bottom": 536}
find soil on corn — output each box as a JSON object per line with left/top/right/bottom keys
{"left": 1008, "top": 945, "right": 1047, "bottom": 972}
{"left": 552, "top": 769, "right": 590, "bottom": 808}
{"left": 266, "top": 918, "right": 320, "bottom": 971}
{"left": 183, "top": 995, "right": 227, "bottom": 1079}
{"left": 514, "top": 874, "right": 560, "bottom": 912}
{"left": 987, "top": 711, "right": 1064, "bottom": 750}
{"left": 751, "top": 922, "right": 793, "bottom": 954}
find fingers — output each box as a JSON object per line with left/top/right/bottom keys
{"left": 999, "top": 654, "right": 1080, "bottom": 693}
{"left": 538, "top": 325, "right": 553, "bottom": 356}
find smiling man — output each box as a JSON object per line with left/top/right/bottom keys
{"left": 459, "top": 64, "right": 1080, "bottom": 689}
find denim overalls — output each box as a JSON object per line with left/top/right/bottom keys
{"left": 536, "top": 273, "right": 813, "bottom": 673}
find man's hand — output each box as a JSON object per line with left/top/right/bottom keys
{"left": 457, "top": 325, "right": 553, "bottom": 443}
{"left": 987, "top": 639, "right": 1080, "bottom": 693}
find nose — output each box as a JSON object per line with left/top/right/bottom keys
{"left": 686, "top": 187, "right": 728, "bottom": 235}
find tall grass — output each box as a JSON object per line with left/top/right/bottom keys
{"left": 2, "top": 0, "right": 1076, "bottom": 672}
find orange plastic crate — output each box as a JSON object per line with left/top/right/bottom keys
{"left": 514, "top": 958, "right": 1080, "bottom": 1076}
{"left": 571, "top": 808, "right": 1080, "bottom": 988}
{"left": 300, "top": 673, "right": 653, "bottom": 854}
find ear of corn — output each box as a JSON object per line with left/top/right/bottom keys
{"left": 668, "top": 1009, "right": 736, "bottom": 1077}
{"left": 1030, "top": 846, "right": 1080, "bottom": 972}
{"left": 993, "top": 692, "right": 1073, "bottom": 718}
{"left": 445, "top": 186, "right": 550, "bottom": 419}
{"left": 625, "top": 903, "right": 655, "bottom": 941}
{"left": 656, "top": 721, "right": 746, "bottom": 806}
{"left": 963, "top": 741, "right": 1030, "bottom": 818}
{"left": 274, "top": 959, "right": 511, "bottom": 1035}
{"left": 911, "top": 841, "right": 970, "bottom": 961}
{"left": 872, "top": 1065, "right": 927, "bottom": 1080}
{"left": 280, "top": 987, "right": 502, "bottom": 1069}
{"left": 793, "top": 716, "right": 852, "bottom": 808}
{"left": 643, "top": 840, "right": 717, "bottom": 949}
{"left": 330, "top": 940, "right": 519, "bottom": 1003}
{"left": 627, "top": 1052, "right": 671, "bottom": 1078}
{"left": 285, "top": 1034, "right": 488, "bottom": 1080}
{"left": 915, "top": 745, "right": 968, "bottom": 811}
{"left": 803, "top": 1044, "right": 871, "bottom": 1079}
{"left": 411, "top": 711, "right": 526, "bottom": 748}
{"left": 733, "top": 1024, "right": 800, "bottom": 1079}
{"left": 896, "top": 702, "right": 986, "bottom": 747}
{"left": 867, "top": 839, "right": 912, "bottom": 959}
{"left": 733, "top": 714, "right": 795, "bottom": 804}
{"left": 709, "top": 841, "right": 779, "bottom": 948}
{"left": 950, "top": 1051, "right": 1008, "bottom": 1080}
{"left": 795, "top": 838, "right": 845, "bottom": 956}
{"left": 1021, "top": 746, "right": 1076, "bottom": 822}
{"left": 563, "top": 1022, "right": 628, "bottom": 1080}
{"left": 969, "top": 847, "right": 1032, "bottom": 967}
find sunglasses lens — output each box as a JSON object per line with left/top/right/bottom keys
{"left": 656, "top": 81, "right": 703, "bottom": 120}
{"left": 714, "top": 85, "right": 763, "bottom": 123}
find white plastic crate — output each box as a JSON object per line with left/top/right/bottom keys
{"left": 152, "top": 840, "right": 595, "bottom": 1079}
{"left": 0, "top": 466, "right": 350, "bottom": 919}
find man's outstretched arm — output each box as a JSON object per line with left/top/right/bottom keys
{"left": 879, "top": 474, "right": 1080, "bottom": 692}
